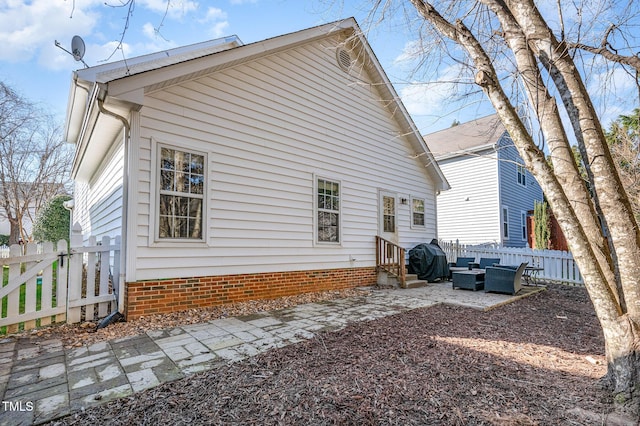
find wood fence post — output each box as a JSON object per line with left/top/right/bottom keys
{"left": 56, "top": 239, "right": 68, "bottom": 323}
{"left": 39, "top": 241, "right": 54, "bottom": 327}
{"left": 6, "top": 245, "right": 21, "bottom": 334}
{"left": 23, "top": 243, "right": 38, "bottom": 331}
{"left": 98, "top": 235, "right": 111, "bottom": 317}
{"left": 67, "top": 223, "right": 84, "bottom": 324}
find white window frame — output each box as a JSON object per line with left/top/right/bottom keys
{"left": 313, "top": 175, "right": 342, "bottom": 245}
{"left": 150, "top": 138, "right": 208, "bottom": 246}
{"left": 521, "top": 210, "right": 528, "bottom": 242}
{"left": 410, "top": 196, "right": 426, "bottom": 229}
{"left": 517, "top": 163, "right": 527, "bottom": 187}
{"left": 502, "top": 206, "right": 510, "bottom": 240}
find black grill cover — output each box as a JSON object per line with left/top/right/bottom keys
{"left": 408, "top": 242, "right": 449, "bottom": 282}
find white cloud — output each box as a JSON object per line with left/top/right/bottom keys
{"left": 201, "top": 7, "right": 228, "bottom": 22}
{"left": 198, "top": 7, "right": 230, "bottom": 38}
{"left": 137, "top": 0, "right": 198, "bottom": 18}
{"left": 398, "top": 65, "right": 471, "bottom": 117}
{"left": 394, "top": 40, "right": 425, "bottom": 66}
{"left": 586, "top": 66, "right": 638, "bottom": 127}
{"left": 0, "top": 0, "right": 99, "bottom": 64}
{"left": 209, "top": 21, "right": 231, "bottom": 38}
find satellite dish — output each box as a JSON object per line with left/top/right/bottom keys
{"left": 71, "top": 36, "right": 85, "bottom": 62}
{"left": 55, "top": 35, "right": 89, "bottom": 68}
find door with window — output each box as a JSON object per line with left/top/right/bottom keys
{"left": 378, "top": 190, "right": 398, "bottom": 243}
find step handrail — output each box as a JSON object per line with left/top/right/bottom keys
{"left": 375, "top": 236, "right": 406, "bottom": 287}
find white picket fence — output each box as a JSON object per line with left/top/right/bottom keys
{"left": 0, "top": 224, "right": 120, "bottom": 333}
{"left": 439, "top": 240, "right": 583, "bottom": 285}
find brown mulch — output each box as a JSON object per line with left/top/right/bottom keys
{"left": 47, "top": 284, "right": 620, "bottom": 425}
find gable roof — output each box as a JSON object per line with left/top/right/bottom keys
{"left": 423, "top": 114, "right": 507, "bottom": 160}
{"left": 64, "top": 18, "right": 448, "bottom": 190}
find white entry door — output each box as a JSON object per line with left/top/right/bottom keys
{"left": 378, "top": 190, "right": 398, "bottom": 243}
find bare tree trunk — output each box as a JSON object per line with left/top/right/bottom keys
{"left": 503, "top": 1, "right": 640, "bottom": 413}
{"left": 407, "top": 0, "right": 640, "bottom": 417}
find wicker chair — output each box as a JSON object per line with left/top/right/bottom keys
{"left": 449, "top": 257, "right": 475, "bottom": 268}
{"left": 478, "top": 258, "right": 501, "bottom": 269}
{"left": 447, "top": 257, "right": 476, "bottom": 279}
{"left": 484, "top": 262, "right": 528, "bottom": 295}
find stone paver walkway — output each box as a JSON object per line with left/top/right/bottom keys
{"left": 0, "top": 282, "right": 543, "bottom": 425}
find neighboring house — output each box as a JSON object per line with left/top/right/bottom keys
{"left": 425, "top": 114, "right": 543, "bottom": 247}
{"left": 63, "top": 18, "right": 448, "bottom": 319}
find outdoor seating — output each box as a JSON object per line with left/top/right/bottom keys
{"left": 448, "top": 257, "right": 476, "bottom": 268}
{"left": 448, "top": 257, "right": 476, "bottom": 279}
{"left": 478, "top": 257, "right": 501, "bottom": 269}
{"left": 484, "top": 262, "right": 528, "bottom": 295}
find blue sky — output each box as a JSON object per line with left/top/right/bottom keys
{"left": 0, "top": 0, "right": 496, "bottom": 135}
{"left": 0, "top": 0, "right": 637, "bottom": 136}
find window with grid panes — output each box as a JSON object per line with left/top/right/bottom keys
{"left": 158, "top": 147, "right": 205, "bottom": 240}
{"left": 317, "top": 178, "right": 340, "bottom": 243}
{"left": 412, "top": 198, "right": 425, "bottom": 227}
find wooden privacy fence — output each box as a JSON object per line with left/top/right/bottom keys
{"left": 0, "top": 224, "right": 120, "bottom": 333}
{"left": 439, "top": 240, "right": 583, "bottom": 285}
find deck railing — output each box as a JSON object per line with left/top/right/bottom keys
{"left": 376, "top": 236, "right": 406, "bottom": 287}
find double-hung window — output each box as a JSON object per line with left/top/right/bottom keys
{"left": 317, "top": 178, "right": 340, "bottom": 243}
{"left": 502, "top": 206, "right": 510, "bottom": 239}
{"left": 517, "top": 163, "right": 526, "bottom": 187}
{"left": 158, "top": 146, "right": 205, "bottom": 240}
{"left": 412, "top": 198, "right": 425, "bottom": 227}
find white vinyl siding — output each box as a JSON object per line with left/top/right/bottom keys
{"left": 436, "top": 149, "right": 501, "bottom": 245}
{"left": 130, "top": 35, "right": 439, "bottom": 281}
{"left": 73, "top": 137, "right": 125, "bottom": 242}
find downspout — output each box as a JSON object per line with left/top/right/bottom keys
{"left": 494, "top": 140, "right": 504, "bottom": 246}
{"left": 97, "top": 97, "right": 130, "bottom": 319}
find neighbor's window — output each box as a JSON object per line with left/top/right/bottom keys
{"left": 521, "top": 211, "right": 527, "bottom": 241}
{"left": 502, "top": 206, "right": 510, "bottom": 239}
{"left": 517, "top": 163, "right": 526, "bottom": 187}
{"left": 412, "top": 198, "right": 425, "bottom": 227}
{"left": 158, "top": 147, "right": 205, "bottom": 240}
{"left": 317, "top": 178, "right": 340, "bottom": 243}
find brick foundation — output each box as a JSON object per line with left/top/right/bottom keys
{"left": 124, "top": 266, "right": 377, "bottom": 320}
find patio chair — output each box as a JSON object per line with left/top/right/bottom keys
{"left": 447, "top": 257, "right": 476, "bottom": 279}
{"left": 484, "top": 262, "right": 528, "bottom": 295}
{"left": 478, "top": 257, "right": 501, "bottom": 270}
{"left": 448, "top": 257, "right": 476, "bottom": 268}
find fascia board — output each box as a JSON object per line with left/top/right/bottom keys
{"left": 434, "top": 143, "right": 497, "bottom": 161}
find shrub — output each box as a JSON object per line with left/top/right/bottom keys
{"left": 32, "top": 195, "right": 72, "bottom": 243}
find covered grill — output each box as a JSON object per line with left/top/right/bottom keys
{"left": 408, "top": 240, "right": 449, "bottom": 282}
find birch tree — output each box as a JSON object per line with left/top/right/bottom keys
{"left": 361, "top": 0, "right": 640, "bottom": 418}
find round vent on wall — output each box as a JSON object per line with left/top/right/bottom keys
{"left": 337, "top": 48, "right": 352, "bottom": 71}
